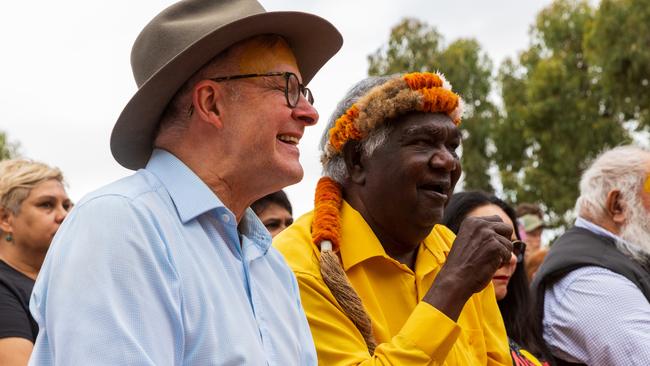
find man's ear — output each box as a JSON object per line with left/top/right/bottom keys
{"left": 605, "top": 189, "right": 626, "bottom": 226}
{"left": 0, "top": 208, "right": 14, "bottom": 234}
{"left": 343, "top": 142, "right": 365, "bottom": 185}
{"left": 191, "top": 80, "right": 226, "bottom": 129}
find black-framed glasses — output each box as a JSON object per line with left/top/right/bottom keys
{"left": 512, "top": 240, "right": 527, "bottom": 263}
{"left": 209, "top": 71, "right": 313, "bottom": 108}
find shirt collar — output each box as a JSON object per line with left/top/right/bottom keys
{"left": 575, "top": 216, "right": 621, "bottom": 242}
{"left": 339, "top": 200, "right": 391, "bottom": 271}
{"left": 338, "top": 201, "right": 449, "bottom": 274}
{"left": 240, "top": 208, "right": 273, "bottom": 255}
{"left": 145, "top": 149, "right": 225, "bottom": 223}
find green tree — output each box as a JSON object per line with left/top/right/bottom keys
{"left": 585, "top": 0, "right": 650, "bottom": 130}
{"left": 0, "top": 131, "right": 19, "bottom": 161}
{"left": 495, "top": 0, "right": 631, "bottom": 225}
{"left": 368, "top": 18, "right": 497, "bottom": 192}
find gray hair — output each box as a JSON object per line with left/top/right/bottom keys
{"left": 320, "top": 76, "right": 395, "bottom": 183}
{"left": 576, "top": 144, "right": 650, "bottom": 220}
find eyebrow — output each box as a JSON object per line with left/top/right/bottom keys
{"left": 34, "top": 195, "right": 71, "bottom": 203}
{"left": 402, "top": 124, "right": 461, "bottom": 141}
{"left": 402, "top": 125, "right": 443, "bottom": 137}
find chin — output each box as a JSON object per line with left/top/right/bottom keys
{"left": 495, "top": 288, "right": 507, "bottom": 301}
{"left": 270, "top": 162, "right": 304, "bottom": 187}
{"left": 416, "top": 207, "right": 445, "bottom": 227}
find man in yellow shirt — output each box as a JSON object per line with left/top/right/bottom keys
{"left": 275, "top": 72, "right": 513, "bottom": 365}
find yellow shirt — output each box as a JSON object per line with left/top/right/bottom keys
{"left": 274, "top": 201, "right": 511, "bottom": 365}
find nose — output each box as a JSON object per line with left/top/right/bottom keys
{"left": 291, "top": 95, "right": 318, "bottom": 126}
{"left": 54, "top": 205, "right": 68, "bottom": 224}
{"left": 429, "top": 148, "right": 459, "bottom": 172}
{"left": 507, "top": 252, "right": 517, "bottom": 270}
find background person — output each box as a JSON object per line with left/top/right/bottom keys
{"left": 251, "top": 190, "right": 293, "bottom": 237}
{"left": 28, "top": 0, "right": 342, "bottom": 364}
{"left": 532, "top": 145, "right": 650, "bottom": 365}
{"left": 275, "top": 72, "right": 512, "bottom": 365}
{"left": 0, "top": 159, "right": 71, "bottom": 366}
{"left": 443, "top": 191, "right": 550, "bottom": 365}
{"left": 516, "top": 203, "right": 545, "bottom": 259}
{"left": 525, "top": 247, "right": 548, "bottom": 282}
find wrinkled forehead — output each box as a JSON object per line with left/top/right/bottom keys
{"left": 396, "top": 112, "right": 459, "bottom": 139}
{"left": 236, "top": 36, "right": 299, "bottom": 75}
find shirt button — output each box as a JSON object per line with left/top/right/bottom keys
{"left": 222, "top": 214, "right": 231, "bottom": 223}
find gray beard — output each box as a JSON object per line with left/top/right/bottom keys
{"left": 617, "top": 197, "right": 650, "bottom": 268}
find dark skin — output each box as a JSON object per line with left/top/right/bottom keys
{"left": 343, "top": 112, "right": 513, "bottom": 321}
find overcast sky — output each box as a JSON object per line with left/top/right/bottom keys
{"left": 1, "top": 0, "right": 555, "bottom": 217}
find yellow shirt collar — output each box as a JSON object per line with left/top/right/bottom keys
{"left": 338, "top": 200, "right": 451, "bottom": 273}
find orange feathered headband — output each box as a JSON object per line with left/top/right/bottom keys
{"left": 322, "top": 72, "right": 464, "bottom": 164}
{"left": 314, "top": 72, "right": 464, "bottom": 252}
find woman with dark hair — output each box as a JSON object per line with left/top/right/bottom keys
{"left": 251, "top": 190, "right": 293, "bottom": 237}
{"left": 442, "top": 191, "right": 551, "bottom": 366}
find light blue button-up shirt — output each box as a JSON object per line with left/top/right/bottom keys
{"left": 29, "top": 149, "right": 317, "bottom": 365}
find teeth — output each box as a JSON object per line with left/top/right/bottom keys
{"left": 278, "top": 135, "right": 299, "bottom": 145}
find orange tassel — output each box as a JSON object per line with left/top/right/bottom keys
{"left": 312, "top": 177, "right": 343, "bottom": 252}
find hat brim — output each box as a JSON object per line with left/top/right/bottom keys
{"left": 111, "top": 11, "right": 343, "bottom": 170}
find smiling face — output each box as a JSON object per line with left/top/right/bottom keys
{"left": 466, "top": 203, "right": 518, "bottom": 300}
{"left": 357, "top": 112, "right": 462, "bottom": 245}
{"left": 218, "top": 37, "right": 319, "bottom": 193}
{"left": 2, "top": 179, "right": 71, "bottom": 253}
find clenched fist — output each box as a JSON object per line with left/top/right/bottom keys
{"left": 423, "top": 215, "right": 513, "bottom": 320}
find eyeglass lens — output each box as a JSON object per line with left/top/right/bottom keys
{"left": 286, "top": 73, "right": 313, "bottom": 107}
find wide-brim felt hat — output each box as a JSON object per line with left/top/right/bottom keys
{"left": 110, "top": 0, "right": 343, "bottom": 170}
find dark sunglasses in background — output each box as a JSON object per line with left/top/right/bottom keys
{"left": 512, "top": 240, "right": 526, "bottom": 263}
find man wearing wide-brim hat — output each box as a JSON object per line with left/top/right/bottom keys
{"left": 29, "top": 0, "right": 342, "bottom": 364}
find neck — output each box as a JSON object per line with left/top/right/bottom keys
{"left": 581, "top": 212, "right": 621, "bottom": 235}
{"left": 344, "top": 190, "right": 423, "bottom": 270}
{"left": 159, "top": 146, "right": 256, "bottom": 223}
{"left": 0, "top": 241, "right": 44, "bottom": 280}
{"left": 201, "top": 172, "right": 251, "bottom": 222}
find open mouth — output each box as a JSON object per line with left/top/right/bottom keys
{"left": 420, "top": 182, "right": 450, "bottom": 196}
{"left": 277, "top": 134, "right": 299, "bottom": 145}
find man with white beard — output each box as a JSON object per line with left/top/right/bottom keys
{"left": 532, "top": 145, "right": 650, "bottom": 366}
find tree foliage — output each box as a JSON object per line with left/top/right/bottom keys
{"left": 495, "top": 0, "right": 631, "bottom": 224}
{"left": 368, "top": 1, "right": 646, "bottom": 227}
{"left": 368, "top": 18, "right": 497, "bottom": 192}
{"left": 0, "top": 131, "right": 18, "bottom": 161}
{"left": 585, "top": 0, "right": 650, "bottom": 129}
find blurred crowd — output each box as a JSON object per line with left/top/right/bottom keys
{"left": 1, "top": 0, "right": 649, "bottom": 365}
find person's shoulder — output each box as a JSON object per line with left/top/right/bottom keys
{"left": 75, "top": 169, "right": 162, "bottom": 208}
{"left": 54, "top": 170, "right": 175, "bottom": 241}
{"left": 556, "top": 266, "right": 641, "bottom": 295}
{"left": 273, "top": 211, "right": 321, "bottom": 276}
